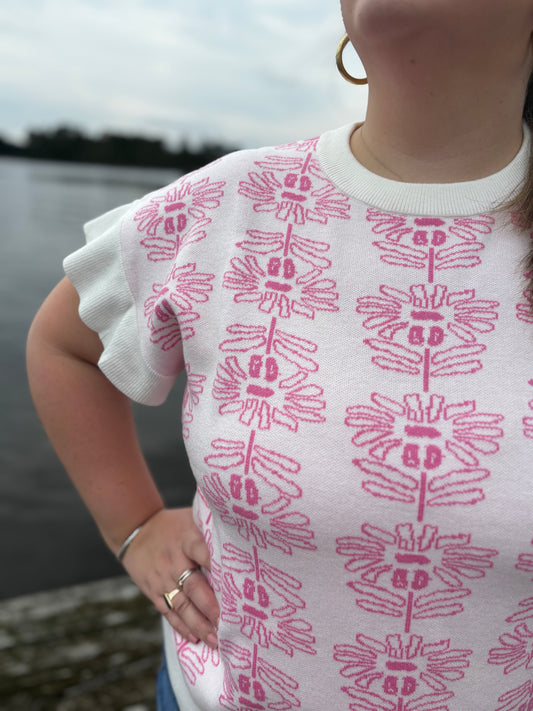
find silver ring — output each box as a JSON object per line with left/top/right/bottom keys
{"left": 177, "top": 567, "right": 200, "bottom": 592}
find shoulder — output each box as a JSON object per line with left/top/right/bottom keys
{"left": 118, "top": 132, "right": 333, "bottom": 250}
{"left": 129, "top": 134, "right": 324, "bottom": 210}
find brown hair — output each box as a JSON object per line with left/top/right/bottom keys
{"left": 508, "top": 74, "right": 533, "bottom": 292}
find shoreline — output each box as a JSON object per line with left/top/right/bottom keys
{"left": 1, "top": 577, "right": 162, "bottom": 710}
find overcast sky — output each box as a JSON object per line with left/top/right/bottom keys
{"left": 0, "top": 0, "right": 368, "bottom": 149}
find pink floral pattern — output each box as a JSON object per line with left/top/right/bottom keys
{"left": 112, "top": 133, "right": 533, "bottom": 708}
{"left": 223, "top": 225, "right": 338, "bottom": 319}
{"left": 485, "top": 545, "right": 533, "bottom": 709}
{"left": 134, "top": 176, "right": 225, "bottom": 261}
{"left": 524, "top": 383, "right": 533, "bottom": 440}
{"left": 143, "top": 263, "right": 214, "bottom": 350}
{"left": 173, "top": 631, "right": 220, "bottom": 685}
{"left": 516, "top": 541, "right": 533, "bottom": 580}
{"left": 334, "top": 633, "right": 471, "bottom": 711}
{"left": 274, "top": 137, "right": 320, "bottom": 154}
{"left": 238, "top": 153, "right": 351, "bottom": 225}
{"left": 182, "top": 363, "right": 206, "bottom": 439}
{"left": 346, "top": 391, "right": 503, "bottom": 467}
{"left": 219, "top": 543, "right": 316, "bottom": 657}
{"left": 495, "top": 680, "right": 533, "bottom": 711}
{"left": 357, "top": 284, "right": 499, "bottom": 391}
{"left": 489, "top": 623, "right": 533, "bottom": 675}
{"left": 367, "top": 210, "right": 494, "bottom": 283}
{"left": 516, "top": 289, "right": 533, "bottom": 324}
{"left": 202, "top": 434, "right": 315, "bottom": 553}
{"left": 345, "top": 391, "right": 503, "bottom": 520}
{"left": 212, "top": 319, "right": 325, "bottom": 431}
{"left": 219, "top": 639, "right": 301, "bottom": 710}
{"left": 337, "top": 522, "right": 498, "bottom": 633}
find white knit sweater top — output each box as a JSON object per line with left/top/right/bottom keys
{"left": 64, "top": 123, "right": 533, "bottom": 711}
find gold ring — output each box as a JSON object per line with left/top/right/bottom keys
{"left": 177, "top": 567, "right": 200, "bottom": 592}
{"left": 163, "top": 588, "right": 181, "bottom": 610}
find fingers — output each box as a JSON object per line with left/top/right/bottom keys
{"left": 182, "top": 568, "right": 220, "bottom": 628}
{"left": 163, "top": 610, "right": 199, "bottom": 645}
{"left": 121, "top": 508, "right": 219, "bottom": 648}
{"left": 153, "top": 586, "right": 206, "bottom": 645}
{"left": 152, "top": 566, "right": 219, "bottom": 649}
{"left": 171, "top": 584, "right": 219, "bottom": 649}
{"left": 156, "top": 571, "right": 218, "bottom": 648}
{"left": 181, "top": 526, "right": 212, "bottom": 571}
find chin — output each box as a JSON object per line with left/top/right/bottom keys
{"left": 343, "top": 0, "right": 434, "bottom": 46}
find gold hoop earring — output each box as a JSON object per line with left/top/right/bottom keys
{"left": 336, "top": 34, "right": 368, "bottom": 86}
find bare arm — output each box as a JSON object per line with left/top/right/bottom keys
{"left": 27, "top": 277, "right": 163, "bottom": 549}
{"left": 26, "top": 277, "right": 219, "bottom": 647}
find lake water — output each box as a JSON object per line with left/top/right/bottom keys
{"left": 0, "top": 156, "right": 197, "bottom": 600}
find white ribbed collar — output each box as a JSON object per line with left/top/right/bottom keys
{"left": 317, "top": 122, "right": 531, "bottom": 217}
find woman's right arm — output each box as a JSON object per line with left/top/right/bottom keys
{"left": 26, "top": 277, "right": 219, "bottom": 648}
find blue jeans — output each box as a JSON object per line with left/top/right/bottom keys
{"left": 156, "top": 654, "right": 181, "bottom": 711}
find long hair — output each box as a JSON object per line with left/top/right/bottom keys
{"left": 508, "top": 74, "right": 533, "bottom": 291}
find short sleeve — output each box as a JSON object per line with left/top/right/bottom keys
{"left": 63, "top": 196, "right": 184, "bottom": 406}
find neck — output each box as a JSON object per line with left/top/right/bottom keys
{"left": 350, "top": 52, "right": 529, "bottom": 184}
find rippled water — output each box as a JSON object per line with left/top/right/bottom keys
{"left": 1, "top": 157, "right": 196, "bottom": 599}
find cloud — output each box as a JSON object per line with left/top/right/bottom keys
{"left": 0, "top": 0, "right": 368, "bottom": 147}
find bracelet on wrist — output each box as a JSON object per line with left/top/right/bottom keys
{"left": 116, "top": 510, "right": 163, "bottom": 561}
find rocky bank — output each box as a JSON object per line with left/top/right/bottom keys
{"left": 0, "top": 577, "right": 163, "bottom": 710}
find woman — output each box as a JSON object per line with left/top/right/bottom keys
{"left": 27, "top": 1, "right": 533, "bottom": 709}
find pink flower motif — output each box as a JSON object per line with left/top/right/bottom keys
{"left": 202, "top": 437, "right": 315, "bottom": 553}
{"left": 144, "top": 263, "right": 214, "bottom": 324}
{"left": 346, "top": 391, "right": 504, "bottom": 469}
{"left": 238, "top": 154, "right": 350, "bottom": 225}
{"left": 336, "top": 522, "right": 498, "bottom": 625}
{"left": 367, "top": 211, "right": 494, "bottom": 245}
{"left": 357, "top": 284, "right": 499, "bottom": 388}
{"left": 524, "top": 414, "right": 533, "bottom": 440}
{"left": 143, "top": 263, "right": 214, "bottom": 350}
{"left": 357, "top": 283, "right": 499, "bottom": 345}
{"left": 213, "top": 357, "right": 325, "bottom": 431}
{"left": 148, "top": 306, "right": 198, "bottom": 351}
{"left": 219, "top": 639, "right": 301, "bottom": 711}
{"left": 366, "top": 210, "right": 494, "bottom": 280}
{"left": 495, "top": 679, "right": 533, "bottom": 711}
{"left": 133, "top": 177, "right": 225, "bottom": 260}
{"left": 212, "top": 323, "right": 325, "bottom": 432}
{"left": 219, "top": 543, "right": 316, "bottom": 657}
{"left": 523, "top": 385, "right": 533, "bottom": 439}
{"left": 223, "top": 255, "right": 338, "bottom": 319}
{"left": 182, "top": 364, "right": 206, "bottom": 439}
{"left": 489, "top": 623, "right": 533, "bottom": 674}
{"left": 338, "top": 522, "right": 497, "bottom": 587}
{"left": 334, "top": 633, "right": 471, "bottom": 711}
{"left": 236, "top": 228, "right": 333, "bottom": 270}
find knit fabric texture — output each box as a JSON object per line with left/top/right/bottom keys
{"left": 64, "top": 123, "right": 533, "bottom": 711}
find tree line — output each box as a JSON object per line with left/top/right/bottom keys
{"left": 0, "top": 126, "right": 238, "bottom": 171}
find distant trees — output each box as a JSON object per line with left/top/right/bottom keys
{"left": 0, "top": 135, "right": 23, "bottom": 156}
{"left": 0, "top": 125, "right": 237, "bottom": 170}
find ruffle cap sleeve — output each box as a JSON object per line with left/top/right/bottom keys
{"left": 63, "top": 198, "right": 183, "bottom": 406}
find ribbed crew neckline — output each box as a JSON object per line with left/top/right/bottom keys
{"left": 316, "top": 122, "right": 531, "bottom": 217}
